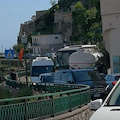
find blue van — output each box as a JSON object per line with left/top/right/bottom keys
{"left": 54, "top": 69, "right": 109, "bottom": 99}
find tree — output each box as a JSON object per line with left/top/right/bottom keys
{"left": 74, "top": 1, "right": 84, "bottom": 10}
{"left": 72, "top": 1, "right": 102, "bottom": 45}
{"left": 50, "top": 0, "right": 56, "bottom": 6}
{"left": 13, "top": 44, "right": 24, "bottom": 53}
{"left": 55, "top": 4, "right": 60, "bottom": 10}
{"left": 35, "top": 6, "right": 55, "bottom": 34}
{"left": 71, "top": 0, "right": 110, "bottom": 70}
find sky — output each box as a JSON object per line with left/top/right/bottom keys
{"left": 0, "top": 0, "right": 57, "bottom": 53}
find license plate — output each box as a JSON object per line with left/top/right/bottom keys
{"left": 93, "top": 93, "right": 101, "bottom": 98}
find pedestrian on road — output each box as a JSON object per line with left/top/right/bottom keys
{"left": 10, "top": 69, "right": 17, "bottom": 80}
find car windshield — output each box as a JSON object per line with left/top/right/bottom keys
{"left": 73, "top": 70, "right": 102, "bottom": 82}
{"left": 42, "top": 76, "right": 54, "bottom": 83}
{"left": 106, "top": 82, "right": 120, "bottom": 106}
{"left": 32, "top": 66, "right": 53, "bottom": 76}
{"left": 56, "top": 50, "right": 77, "bottom": 67}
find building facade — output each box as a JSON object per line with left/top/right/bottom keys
{"left": 54, "top": 10, "right": 73, "bottom": 43}
{"left": 31, "top": 34, "right": 64, "bottom": 56}
{"left": 100, "top": 0, "right": 120, "bottom": 73}
{"left": 19, "top": 10, "right": 47, "bottom": 39}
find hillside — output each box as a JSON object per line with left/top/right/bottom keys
{"left": 33, "top": 0, "right": 110, "bottom": 70}
{"left": 33, "top": 0, "right": 102, "bottom": 45}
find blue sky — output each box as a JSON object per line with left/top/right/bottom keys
{"left": 0, "top": 0, "right": 57, "bottom": 53}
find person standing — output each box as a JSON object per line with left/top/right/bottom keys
{"left": 10, "top": 69, "right": 17, "bottom": 80}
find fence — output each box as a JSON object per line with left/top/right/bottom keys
{"left": 3, "top": 75, "right": 90, "bottom": 120}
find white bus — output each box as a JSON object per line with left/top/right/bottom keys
{"left": 31, "top": 57, "right": 54, "bottom": 84}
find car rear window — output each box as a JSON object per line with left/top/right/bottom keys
{"left": 115, "top": 76, "right": 120, "bottom": 81}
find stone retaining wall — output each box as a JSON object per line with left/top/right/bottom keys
{"left": 45, "top": 104, "right": 92, "bottom": 120}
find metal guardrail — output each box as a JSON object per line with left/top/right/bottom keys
{"left": 17, "top": 70, "right": 30, "bottom": 77}
{"left": 3, "top": 75, "right": 90, "bottom": 120}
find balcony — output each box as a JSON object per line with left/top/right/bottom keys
{"left": 32, "top": 43, "right": 39, "bottom": 46}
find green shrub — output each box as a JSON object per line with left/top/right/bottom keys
{"left": 17, "top": 86, "right": 33, "bottom": 97}
{"left": 0, "top": 87, "right": 11, "bottom": 99}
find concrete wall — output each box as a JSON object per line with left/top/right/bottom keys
{"left": 36, "top": 10, "right": 47, "bottom": 19}
{"left": 100, "top": 0, "right": 120, "bottom": 73}
{"left": 44, "top": 104, "right": 92, "bottom": 120}
{"left": 54, "top": 11, "right": 72, "bottom": 43}
{"left": 19, "top": 10, "right": 47, "bottom": 39}
{"left": 100, "top": 0, "right": 120, "bottom": 16}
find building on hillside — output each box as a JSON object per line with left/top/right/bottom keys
{"left": 54, "top": 7, "right": 73, "bottom": 45}
{"left": 31, "top": 34, "right": 64, "bottom": 56}
{"left": 18, "top": 1, "right": 91, "bottom": 45}
{"left": 36, "top": 10, "right": 47, "bottom": 19}
{"left": 100, "top": 0, "right": 120, "bottom": 73}
{"left": 19, "top": 10, "right": 47, "bottom": 43}
{"left": 53, "top": 1, "right": 90, "bottom": 45}
{"left": 19, "top": 21, "right": 35, "bottom": 39}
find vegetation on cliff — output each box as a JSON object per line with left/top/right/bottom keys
{"left": 72, "top": 0, "right": 102, "bottom": 45}
{"left": 35, "top": 0, "right": 102, "bottom": 46}
{"left": 34, "top": 7, "right": 55, "bottom": 34}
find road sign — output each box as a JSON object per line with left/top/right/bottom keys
{"left": 5, "top": 49, "right": 14, "bottom": 59}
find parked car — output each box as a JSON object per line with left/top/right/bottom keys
{"left": 99, "top": 73, "right": 106, "bottom": 79}
{"left": 38, "top": 72, "right": 54, "bottom": 83}
{"left": 105, "top": 73, "right": 120, "bottom": 90}
{"left": 44, "top": 53, "right": 56, "bottom": 59}
{"left": 90, "top": 79, "right": 120, "bottom": 120}
{"left": 54, "top": 69, "right": 109, "bottom": 100}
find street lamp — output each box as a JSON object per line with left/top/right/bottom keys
{"left": 21, "top": 32, "right": 28, "bottom": 85}
{"left": 27, "top": 42, "right": 32, "bottom": 71}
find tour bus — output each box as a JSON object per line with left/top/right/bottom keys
{"left": 31, "top": 57, "right": 54, "bottom": 84}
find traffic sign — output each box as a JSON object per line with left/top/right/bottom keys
{"left": 5, "top": 49, "right": 14, "bottom": 59}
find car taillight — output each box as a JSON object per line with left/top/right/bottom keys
{"left": 112, "top": 81, "right": 116, "bottom": 86}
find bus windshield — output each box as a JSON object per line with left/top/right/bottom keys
{"left": 56, "top": 50, "right": 77, "bottom": 68}
{"left": 31, "top": 66, "right": 53, "bottom": 76}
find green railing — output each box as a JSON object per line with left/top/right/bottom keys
{"left": 3, "top": 75, "right": 90, "bottom": 120}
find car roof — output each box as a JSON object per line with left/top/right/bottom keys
{"left": 107, "top": 73, "right": 120, "bottom": 77}
{"left": 72, "top": 69, "right": 94, "bottom": 72}
{"left": 56, "top": 69, "right": 94, "bottom": 73}
{"left": 39, "top": 73, "right": 52, "bottom": 76}
{"left": 56, "top": 69, "right": 72, "bottom": 72}
{"left": 57, "top": 47, "right": 81, "bottom": 52}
